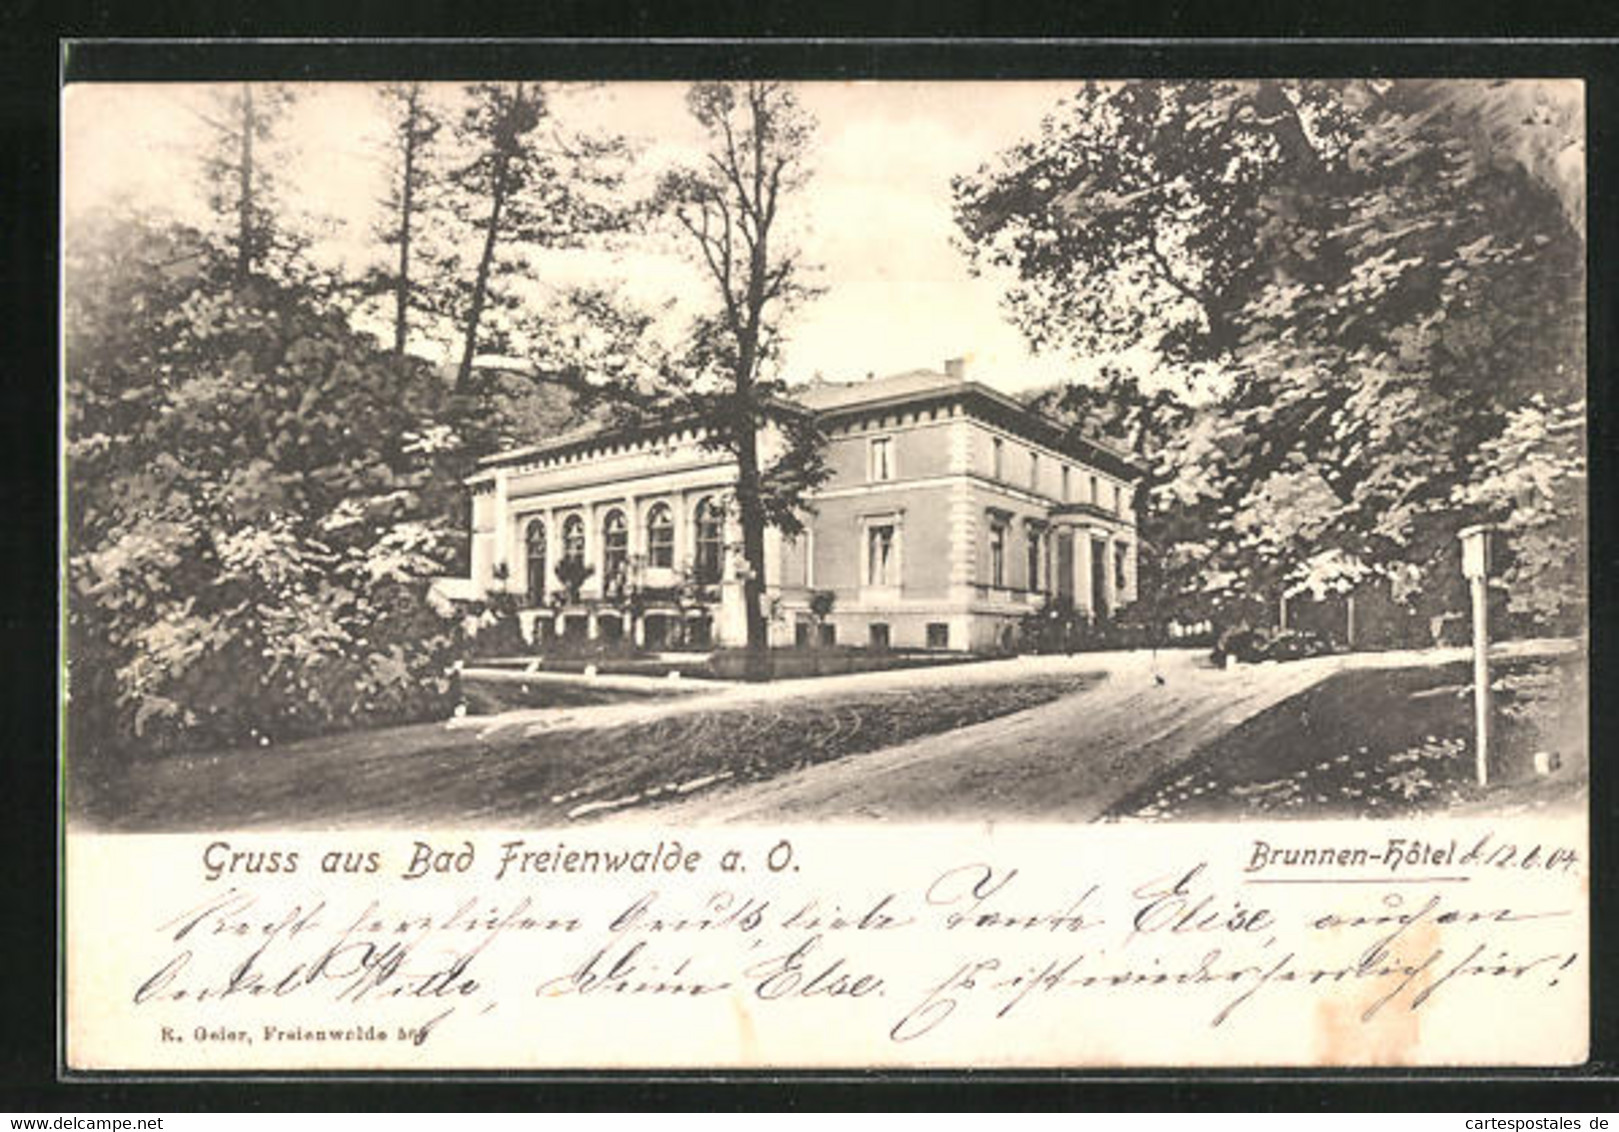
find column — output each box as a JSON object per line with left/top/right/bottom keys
{"left": 1101, "top": 533, "right": 1117, "bottom": 615}
{"left": 1075, "top": 528, "right": 1094, "bottom": 618}
{"left": 718, "top": 500, "right": 748, "bottom": 645}
{"left": 674, "top": 489, "right": 692, "bottom": 576}
{"left": 583, "top": 501, "right": 602, "bottom": 600}
{"left": 470, "top": 488, "right": 492, "bottom": 594}
{"left": 544, "top": 505, "right": 560, "bottom": 607}
{"left": 625, "top": 493, "right": 642, "bottom": 578}
{"left": 491, "top": 469, "right": 511, "bottom": 592}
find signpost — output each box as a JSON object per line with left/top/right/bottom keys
{"left": 1458, "top": 524, "right": 1493, "bottom": 786}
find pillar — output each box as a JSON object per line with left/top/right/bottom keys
{"left": 625, "top": 493, "right": 642, "bottom": 577}
{"left": 674, "top": 489, "right": 692, "bottom": 575}
{"left": 718, "top": 500, "right": 748, "bottom": 646}
{"left": 583, "top": 501, "right": 602, "bottom": 600}
{"left": 491, "top": 469, "right": 511, "bottom": 591}
{"left": 543, "top": 505, "right": 560, "bottom": 604}
{"left": 1101, "top": 534, "right": 1117, "bottom": 615}
{"left": 1075, "top": 528, "right": 1094, "bottom": 618}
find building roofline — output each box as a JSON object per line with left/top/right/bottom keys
{"left": 469, "top": 379, "right": 1143, "bottom": 483}
{"left": 810, "top": 378, "right": 1141, "bottom": 480}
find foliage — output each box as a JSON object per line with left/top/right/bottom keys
{"left": 553, "top": 556, "right": 596, "bottom": 600}
{"left": 432, "top": 84, "right": 632, "bottom": 411}
{"left": 369, "top": 82, "right": 446, "bottom": 356}
{"left": 193, "top": 83, "right": 314, "bottom": 286}
{"left": 65, "top": 213, "right": 465, "bottom": 757}
{"left": 958, "top": 80, "right": 1585, "bottom": 628}
{"left": 1211, "top": 625, "right": 1337, "bottom": 666}
{"left": 647, "top": 82, "right": 831, "bottom": 669}
{"left": 807, "top": 588, "right": 836, "bottom": 622}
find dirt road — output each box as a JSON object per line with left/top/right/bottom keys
{"left": 625, "top": 640, "right": 1578, "bottom": 825}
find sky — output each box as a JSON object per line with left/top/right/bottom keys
{"left": 63, "top": 80, "right": 1122, "bottom": 395}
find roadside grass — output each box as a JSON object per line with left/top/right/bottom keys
{"left": 1105, "top": 653, "right": 1586, "bottom": 821}
{"left": 71, "top": 672, "right": 1101, "bottom": 831}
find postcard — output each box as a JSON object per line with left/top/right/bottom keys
{"left": 61, "top": 75, "right": 1588, "bottom": 1070}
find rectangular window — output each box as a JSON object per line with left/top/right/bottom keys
{"left": 992, "top": 437, "right": 1004, "bottom": 480}
{"left": 867, "top": 523, "right": 896, "bottom": 587}
{"left": 1062, "top": 465, "right": 1071, "bottom": 501}
{"left": 989, "top": 523, "right": 1006, "bottom": 588}
{"left": 1090, "top": 474, "right": 1100, "bottom": 505}
{"left": 1114, "top": 481, "right": 1125, "bottom": 514}
{"left": 869, "top": 623, "right": 891, "bottom": 650}
{"left": 1116, "top": 543, "right": 1130, "bottom": 594}
{"left": 1029, "top": 451, "right": 1039, "bottom": 491}
{"left": 1027, "top": 530, "right": 1042, "bottom": 593}
{"left": 794, "top": 621, "right": 812, "bottom": 649}
{"left": 926, "top": 622, "right": 950, "bottom": 650}
{"left": 868, "top": 436, "right": 894, "bottom": 482}
{"left": 817, "top": 622, "right": 837, "bottom": 648}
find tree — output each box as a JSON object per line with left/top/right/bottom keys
{"left": 194, "top": 83, "right": 301, "bottom": 284}
{"left": 436, "top": 83, "right": 629, "bottom": 407}
{"left": 65, "top": 213, "right": 466, "bottom": 759}
{"left": 956, "top": 80, "right": 1585, "bottom": 628}
{"left": 373, "top": 83, "right": 444, "bottom": 357}
{"left": 654, "top": 82, "right": 829, "bottom": 676}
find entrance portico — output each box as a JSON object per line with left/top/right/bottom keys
{"left": 1049, "top": 508, "right": 1136, "bottom": 620}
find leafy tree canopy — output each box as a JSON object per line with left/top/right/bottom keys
{"left": 960, "top": 80, "right": 1584, "bottom": 626}
{"left": 66, "top": 213, "right": 465, "bottom": 756}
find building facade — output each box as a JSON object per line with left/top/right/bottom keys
{"left": 453, "top": 361, "right": 1140, "bottom": 653}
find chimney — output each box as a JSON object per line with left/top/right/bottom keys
{"left": 944, "top": 357, "right": 967, "bottom": 381}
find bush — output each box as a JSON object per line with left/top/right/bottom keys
{"left": 1212, "top": 625, "right": 1337, "bottom": 665}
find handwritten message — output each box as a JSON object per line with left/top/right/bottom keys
{"left": 66, "top": 822, "right": 1588, "bottom": 1069}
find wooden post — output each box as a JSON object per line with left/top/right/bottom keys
{"left": 1459, "top": 524, "right": 1493, "bottom": 787}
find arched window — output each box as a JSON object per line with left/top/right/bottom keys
{"left": 602, "top": 509, "right": 628, "bottom": 585}
{"left": 646, "top": 503, "right": 674, "bottom": 569}
{"left": 694, "top": 496, "right": 723, "bottom": 584}
{"left": 562, "top": 514, "right": 585, "bottom": 563}
{"left": 524, "top": 519, "right": 547, "bottom": 606}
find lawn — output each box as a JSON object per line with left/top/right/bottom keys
{"left": 1104, "top": 652, "right": 1586, "bottom": 821}
{"left": 71, "top": 672, "right": 1101, "bottom": 831}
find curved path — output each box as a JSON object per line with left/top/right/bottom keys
{"left": 621, "top": 639, "right": 1577, "bottom": 825}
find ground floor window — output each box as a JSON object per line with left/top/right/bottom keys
{"left": 646, "top": 503, "right": 674, "bottom": 568}
{"left": 694, "top": 497, "right": 723, "bottom": 584}
{"left": 643, "top": 613, "right": 672, "bottom": 649}
{"left": 869, "top": 622, "right": 890, "bottom": 650}
{"left": 525, "top": 519, "right": 546, "bottom": 606}
{"left": 795, "top": 621, "right": 812, "bottom": 648}
{"left": 818, "top": 622, "right": 837, "bottom": 648}
{"left": 599, "top": 614, "right": 623, "bottom": 641}
{"left": 602, "top": 509, "right": 628, "bottom": 588}
{"left": 926, "top": 622, "right": 950, "bottom": 649}
{"left": 866, "top": 523, "right": 896, "bottom": 587}
{"left": 686, "top": 615, "right": 713, "bottom": 649}
{"left": 563, "top": 614, "right": 589, "bottom": 641}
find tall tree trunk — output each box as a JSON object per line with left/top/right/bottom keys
{"left": 454, "top": 148, "right": 509, "bottom": 396}
{"left": 393, "top": 86, "right": 419, "bottom": 357}
{"left": 236, "top": 84, "right": 255, "bottom": 284}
